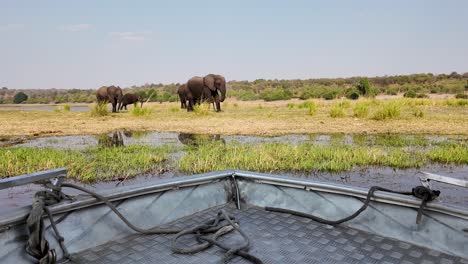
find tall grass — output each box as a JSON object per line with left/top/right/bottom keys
{"left": 372, "top": 101, "right": 401, "bottom": 120}
{"left": 178, "top": 141, "right": 466, "bottom": 173}
{"left": 193, "top": 103, "right": 211, "bottom": 115}
{"left": 90, "top": 103, "right": 109, "bottom": 117}
{"left": 131, "top": 105, "right": 153, "bottom": 117}
{"left": 353, "top": 102, "right": 369, "bottom": 118}
{"left": 0, "top": 145, "right": 172, "bottom": 182}
{"left": 330, "top": 104, "right": 346, "bottom": 118}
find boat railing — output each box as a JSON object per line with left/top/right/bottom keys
{"left": 420, "top": 171, "right": 468, "bottom": 189}
{"left": 0, "top": 168, "right": 67, "bottom": 190}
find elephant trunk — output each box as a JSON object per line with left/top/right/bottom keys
{"left": 219, "top": 82, "right": 226, "bottom": 102}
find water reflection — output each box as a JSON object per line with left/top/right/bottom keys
{"left": 178, "top": 133, "right": 225, "bottom": 146}
{"left": 97, "top": 131, "right": 125, "bottom": 147}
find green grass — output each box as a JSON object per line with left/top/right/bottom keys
{"left": 330, "top": 104, "right": 346, "bottom": 118}
{"left": 178, "top": 141, "right": 467, "bottom": 174}
{"left": 193, "top": 103, "right": 212, "bottom": 115}
{"left": 131, "top": 105, "right": 154, "bottom": 116}
{"left": 169, "top": 105, "right": 180, "bottom": 112}
{"left": 0, "top": 145, "right": 172, "bottom": 182}
{"left": 372, "top": 101, "right": 401, "bottom": 120}
{"left": 63, "top": 105, "right": 71, "bottom": 111}
{"left": 413, "top": 109, "right": 425, "bottom": 118}
{"left": 90, "top": 103, "right": 109, "bottom": 117}
{"left": 353, "top": 102, "right": 369, "bottom": 118}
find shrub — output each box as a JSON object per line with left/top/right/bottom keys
{"left": 345, "top": 89, "right": 360, "bottom": 100}
{"left": 322, "top": 91, "right": 338, "bottom": 100}
{"left": 330, "top": 105, "right": 345, "bottom": 118}
{"left": 298, "top": 101, "right": 314, "bottom": 109}
{"left": 337, "top": 100, "right": 351, "bottom": 108}
{"left": 403, "top": 89, "right": 417, "bottom": 98}
{"left": 416, "top": 93, "right": 429, "bottom": 98}
{"left": 353, "top": 103, "right": 369, "bottom": 118}
{"left": 90, "top": 103, "right": 109, "bottom": 116}
{"left": 385, "top": 87, "right": 399, "bottom": 95}
{"left": 260, "top": 89, "right": 293, "bottom": 101}
{"left": 132, "top": 105, "right": 153, "bottom": 116}
{"left": 13, "top": 92, "right": 28, "bottom": 104}
{"left": 63, "top": 105, "right": 71, "bottom": 111}
{"left": 372, "top": 102, "right": 401, "bottom": 120}
{"left": 455, "top": 93, "right": 468, "bottom": 99}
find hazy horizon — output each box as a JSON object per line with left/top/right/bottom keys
{"left": 2, "top": 0, "right": 467, "bottom": 89}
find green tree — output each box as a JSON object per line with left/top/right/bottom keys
{"left": 356, "top": 78, "right": 370, "bottom": 95}
{"left": 13, "top": 92, "right": 28, "bottom": 104}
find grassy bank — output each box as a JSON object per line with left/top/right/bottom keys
{"left": 1, "top": 137, "right": 467, "bottom": 181}
{"left": 0, "top": 98, "right": 467, "bottom": 136}
{"left": 178, "top": 141, "right": 468, "bottom": 174}
{"left": 0, "top": 145, "right": 172, "bottom": 182}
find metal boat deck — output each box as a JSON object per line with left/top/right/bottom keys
{"left": 71, "top": 203, "right": 468, "bottom": 264}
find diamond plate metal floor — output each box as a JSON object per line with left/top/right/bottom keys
{"left": 71, "top": 203, "right": 468, "bottom": 264}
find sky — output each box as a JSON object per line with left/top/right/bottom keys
{"left": 1, "top": 0, "right": 467, "bottom": 89}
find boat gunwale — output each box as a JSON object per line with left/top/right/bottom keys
{"left": 1, "top": 170, "right": 468, "bottom": 228}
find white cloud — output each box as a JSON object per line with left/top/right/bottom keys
{"left": 0, "top": 24, "right": 25, "bottom": 32}
{"left": 108, "top": 31, "right": 152, "bottom": 41}
{"left": 59, "top": 24, "right": 91, "bottom": 32}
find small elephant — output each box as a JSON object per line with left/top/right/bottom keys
{"left": 185, "top": 74, "right": 226, "bottom": 112}
{"left": 96, "top": 85, "right": 123, "bottom": 113}
{"left": 120, "top": 93, "right": 144, "bottom": 110}
{"left": 177, "top": 84, "right": 188, "bottom": 109}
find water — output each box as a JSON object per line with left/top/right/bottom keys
{"left": 0, "top": 105, "right": 90, "bottom": 112}
{"left": 12, "top": 131, "right": 467, "bottom": 150}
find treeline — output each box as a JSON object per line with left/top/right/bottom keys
{"left": 1, "top": 72, "right": 467, "bottom": 104}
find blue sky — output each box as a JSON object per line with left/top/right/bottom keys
{"left": 1, "top": 0, "right": 467, "bottom": 89}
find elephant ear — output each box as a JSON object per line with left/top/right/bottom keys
{"left": 203, "top": 75, "right": 216, "bottom": 91}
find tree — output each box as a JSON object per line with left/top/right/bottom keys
{"left": 356, "top": 78, "right": 374, "bottom": 96}
{"left": 13, "top": 92, "right": 28, "bottom": 104}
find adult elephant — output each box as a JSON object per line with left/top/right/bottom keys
{"left": 177, "top": 84, "right": 188, "bottom": 109}
{"left": 96, "top": 86, "right": 123, "bottom": 113}
{"left": 185, "top": 74, "right": 226, "bottom": 112}
{"left": 120, "top": 93, "right": 144, "bottom": 110}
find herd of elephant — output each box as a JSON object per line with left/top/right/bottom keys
{"left": 96, "top": 74, "right": 226, "bottom": 113}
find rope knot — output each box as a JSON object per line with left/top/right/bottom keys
{"left": 412, "top": 186, "right": 440, "bottom": 202}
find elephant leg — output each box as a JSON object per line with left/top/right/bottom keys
{"left": 187, "top": 95, "right": 194, "bottom": 112}
{"left": 110, "top": 98, "right": 117, "bottom": 113}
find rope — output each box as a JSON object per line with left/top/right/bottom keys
{"left": 265, "top": 186, "right": 439, "bottom": 225}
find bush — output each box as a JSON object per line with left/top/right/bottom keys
{"left": 306, "top": 101, "right": 317, "bottom": 116}
{"left": 232, "top": 90, "right": 259, "bottom": 101}
{"left": 404, "top": 89, "right": 417, "bottom": 98}
{"left": 372, "top": 102, "right": 401, "bottom": 120}
{"left": 90, "top": 103, "right": 109, "bottom": 116}
{"left": 353, "top": 103, "right": 369, "bottom": 118}
{"left": 330, "top": 105, "right": 345, "bottom": 118}
{"left": 356, "top": 78, "right": 376, "bottom": 97}
{"left": 322, "top": 91, "right": 338, "bottom": 100}
{"left": 63, "top": 105, "right": 71, "bottom": 112}
{"left": 385, "top": 87, "right": 399, "bottom": 95}
{"left": 416, "top": 93, "right": 429, "bottom": 98}
{"left": 345, "top": 89, "right": 360, "bottom": 100}
{"left": 455, "top": 93, "right": 468, "bottom": 99}
{"left": 13, "top": 92, "right": 28, "bottom": 104}
{"left": 260, "top": 89, "right": 293, "bottom": 101}
{"left": 298, "top": 101, "right": 314, "bottom": 109}
{"left": 337, "top": 100, "right": 351, "bottom": 108}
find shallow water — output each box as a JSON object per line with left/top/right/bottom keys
{"left": 0, "top": 105, "right": 90, "bottom": 112}
{"left": 12, "top": 131, "right": 467, "bottom": 150}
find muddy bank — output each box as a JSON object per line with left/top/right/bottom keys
{"left": 1, "top": 165, "right": 467, "bottom": 215}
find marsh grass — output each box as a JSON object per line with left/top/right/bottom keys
{"left": 178, "top": 141, "right": 467, "bottom": 173}
{"left": 131, "top": 105, "right": 153, "bottom": 117}
{"left": 63, "top": 105, "right": 71, "bottom": 111}
{"left": 0, "top": 145, "right": 172, "bottom": 182}
{"left": 90, "top": 103, "right": 109, "bottom": 117}
{"left": 372, "top": 101, "right": 401, "bottom": 120}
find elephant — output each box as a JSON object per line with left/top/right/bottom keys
{"left": 185, "top": 74, "right": 226, "bottom": 112}
{"left": 177, "top": 84, "right": 188, "bottom": 109}
{"left": 120, "top": 93, "right": 144, "bottom": 110}
{"left": 96, "top": 86, "right": 123, "bottom": 113}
